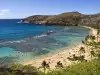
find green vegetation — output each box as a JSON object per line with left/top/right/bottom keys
{"left": 40, "top": 60, "right": 50, "bottom": 73}
{"left": 1, "top": 59, "right": 100, "bottom": 75}
{"left": 8, "top": 64, "right": 38, "bottom": 73}
{"left": 43, "top": 60, "right": 100, "bottom": 75}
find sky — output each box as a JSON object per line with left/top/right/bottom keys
{"left": 0, "top": 0, "right": 100, "bottom": 19}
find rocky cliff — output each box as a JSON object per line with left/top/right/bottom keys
{"left": 21, "top": 12, "right": 100, "bottom": 26}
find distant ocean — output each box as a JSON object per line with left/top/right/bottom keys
{"left": 0, "top": 19, "right": 90, "bottom": 65}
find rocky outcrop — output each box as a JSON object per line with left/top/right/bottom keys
{"left": 21, "top": 12, "right": 100, "bottom": 26}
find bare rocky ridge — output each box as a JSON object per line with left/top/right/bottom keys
{"left": 21, "top": 12, "right": 100, "bottom": 26}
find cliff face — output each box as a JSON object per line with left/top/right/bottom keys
{"left": 22, "top": 12, "right": 100, "bottom": 26}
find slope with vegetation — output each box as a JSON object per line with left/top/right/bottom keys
{"left": 21, "top": 12, "right": 100, "bottom": 26}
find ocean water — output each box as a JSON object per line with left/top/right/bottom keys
{"left": 0, "top": 19, "right": 90, "bottom": 65}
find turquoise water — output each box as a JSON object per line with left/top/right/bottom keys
{"left": 0, "top": 47, "right": 15, "bottom": 57}
{"left": 0, "top": 19, "right": 90, "bottom": 65}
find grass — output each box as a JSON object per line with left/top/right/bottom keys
{"left": 41, "top": 59, "right": 100, "bottom": 75}
{"left": 1, "top": 59, "right": 100, "bottom": 75}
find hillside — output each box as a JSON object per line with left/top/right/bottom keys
{"left": 21, "top": 12, "right": 100, "bottom": 26}
{"left": 22, "top": 15, "right": 50, "bottom": 24}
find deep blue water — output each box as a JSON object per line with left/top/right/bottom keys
{"left": 0, "top": 19, "right": 90, "bottom": 65}
{"left": 0, "top": 19, "right": 58, "bottom": 41}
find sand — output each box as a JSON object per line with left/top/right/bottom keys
{"left": 23, "top": 26, "right": 98, "bottom": 69}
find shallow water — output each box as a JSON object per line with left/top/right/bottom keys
{"left": 0, "top": 19, "right": 90, "bottom": 65}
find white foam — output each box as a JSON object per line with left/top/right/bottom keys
{"left": 64, "top": 27, "right": 70, "bottom": 30}
{"left": 0, "top": 40, "right": 26, "bottom": 45}
{"left": 33, "top": 34, "right": 47, "bottom": 39}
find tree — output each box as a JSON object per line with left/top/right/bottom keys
{"left": 82, "top": 40, "right": 85, "bottom": 45}
{"left": 97, "top": 53, "right": 100, "bottom": 60}
{"left": 55, "top": 61, "right": 63, "bottom": 68}
{"left": 82, "top": 40, "right": 89, "bottom": 50}
{"left": 90, "top": 50, "right": 95, "bottom": 59}
{"left": 97, "top": 29, "right": 100, "bottom": 42}
{"left": 85, "top": 35, "right": 90, "bottom": 42}
{"left": 79, "top": 47, "right": 85, "bottom": 55}
{"left": 90, "top": 35, "right": 96, "bottom": 42}
{"left": 41, "top": 60, "right": 50, "bottom": 73}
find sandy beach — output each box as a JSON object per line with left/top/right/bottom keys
{"left": 23, "top": 26, "right": 97, "bottom": 69}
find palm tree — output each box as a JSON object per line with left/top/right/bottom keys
{"left": 84, "top": 35, "right": 91, "bottom": 48}
{"left": 97, "top": 54, "right": 100, "bottom": 60}
{"left": 79, "top": 47, "right": 85, "bottom": 56}
{"left": 41, "top": 60, "right": 49, "bottom": 73}
{"left": 95, "top": 50, "right": 100, "bottom": 60}
{"left": 90, "top": 35, "right": 96, "bottom": 42}
{"left": 85, "top": 35, "right": 90, "bottom": 43}
{"left": 82, "top": 40, "right": 85, "bottom": 44}
{"left": 82, "top": 40, "right": 85, "bottom": 47}
{"left": 55, "top": 61, "right": 63, "bottom": 68}
{"left": 97, "top": 29, "right": 100, "bottom": 42}
{"left": 82, "top": 40, "right": 89, "bottom": 50}
{"left": 90, "top": 50, "right": 95, "bottom": 59}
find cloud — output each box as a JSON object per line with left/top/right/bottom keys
{"left": 0, "top": 9, "right": 10, "bottom": 16}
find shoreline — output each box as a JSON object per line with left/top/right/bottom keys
{"left": 23, "top": 44, "right": 82, "bottom": 68}
{"left": 22, "top": 26, "right": 97, "bottom": 69}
